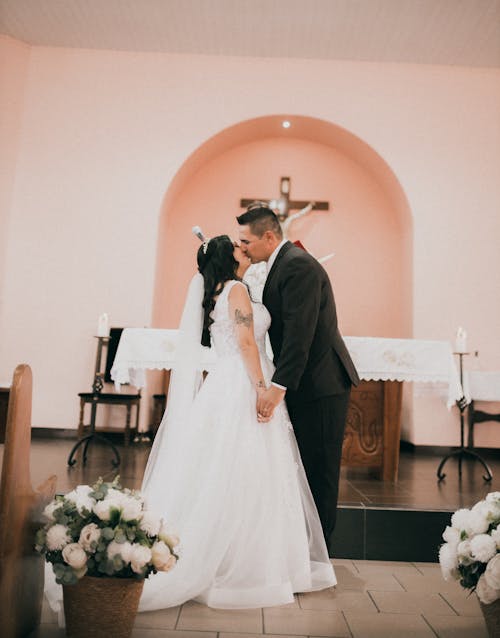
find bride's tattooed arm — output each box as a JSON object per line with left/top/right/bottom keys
{"left": 228, "top": 283, "right": 270, "bottom": 421}
{"left": 234, "top": 308, "right": 253, "bottom": 328}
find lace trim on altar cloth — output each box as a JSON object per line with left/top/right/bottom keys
{"left": 359, "top": 373, "right": 456, "bottom": 383}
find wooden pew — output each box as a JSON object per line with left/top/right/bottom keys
{"left": 0, "top": 364, "right": 57, "bottom": 638}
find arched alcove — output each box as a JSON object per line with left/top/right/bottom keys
{"left": 152, "top": 115, "right": 412, "bottom": 338}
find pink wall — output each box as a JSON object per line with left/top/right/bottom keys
{"left": 0, "top": 36, "right": 31, "bottom": 363}
{"left": 1, "top": 42, "right": 499, "bottom": 447}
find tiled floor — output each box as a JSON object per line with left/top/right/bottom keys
{"left": 33, "top": 559, "right": 489, "bottom": 637}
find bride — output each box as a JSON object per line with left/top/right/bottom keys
{"left": 138, "top": 234, "right": 335, "bottom": 611}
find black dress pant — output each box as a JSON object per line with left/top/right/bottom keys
{"left": 286, "top": 389, "right": 351, "bottom": 554}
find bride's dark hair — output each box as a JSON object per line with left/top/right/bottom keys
{"left": 197, "top": 235, "right": 239, "bottom": 347}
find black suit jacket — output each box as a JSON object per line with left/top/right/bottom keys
{"left": 262, "top": 241, "right": 359, "bottom": 401}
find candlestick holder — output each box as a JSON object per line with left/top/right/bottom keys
{"left": 67, "top": 336, "right": 120, "bottom": 467}
{"left": 436, "top": 352, "right": 492, "bottom": 482}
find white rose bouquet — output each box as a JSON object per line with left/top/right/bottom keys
{"left": 439, "top": 492, "right": 500, "bottom": 604}
{"left": 36, "top": 477, "right": 179, "bottom": 586}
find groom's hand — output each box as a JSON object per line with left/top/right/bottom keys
{"left": 257, "top": 385, "right": 286, "bottom": 421}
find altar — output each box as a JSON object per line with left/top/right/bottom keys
{"left": 111, "top": 331, "right": 462, "bottom": 481}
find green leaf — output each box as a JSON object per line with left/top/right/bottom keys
{"left": 126, "top": 528, "right": 136, "bottom": 542}
{"left": 35, "top": 529, "right": 46, "bottom": 547}
{"left": 113, "top": 556, "right": 124, "bottom": 571}
{"left": 102, "top": 527, "right": 114, "bottom": 540}
{"left": 54, "top": 511, "right": 69, "bottom": 525}
{"left": 114, "top": 529, "right": 126, "bottom": 543}
{"left": 109, "top": 509, "right": 121, "bottom": 527}
{"left": 53, "top": 563, "right": 65, "bottom": 577}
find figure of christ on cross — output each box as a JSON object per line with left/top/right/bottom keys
{"left": 240, "top": 176, "right": 334, "bottom": 263}
{"left": 240, "top": 176, "right": 329, "bottom": 237}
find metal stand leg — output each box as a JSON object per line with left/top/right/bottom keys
{"left": 68, "top": 433, "right": 120, "bottom": 467}
{"left": 437, "top": 448, "right": 492, "bottom": 482}
{"left": 133, "top": 397, "right": 149, "bottom": 443}
{"left": 437, "top": 353, "right": 493, "bottom": 482}
{"left": 68, "top": 335, "right": 121, "bottom": 467}
{"left": 68, "top": 398, "right": 120, "bottom": 467}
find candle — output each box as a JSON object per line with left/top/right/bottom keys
{"left": 455, "top": 326, "right": 467, "bottom": 353}
{"left": 97, "top": 313, "right": 109, "bottom": 337}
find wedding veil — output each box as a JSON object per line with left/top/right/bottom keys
{"left": 142, "top": 273, "right": 211, "bottom": 489}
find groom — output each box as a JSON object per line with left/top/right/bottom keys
{"left": 237, "top": 203, "right": 359, "bottom": 550}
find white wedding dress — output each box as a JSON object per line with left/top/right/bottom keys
{"left": 139, "top": 280, "right": 336, "bottom": 611}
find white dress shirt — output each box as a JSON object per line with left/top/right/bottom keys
{"left": 266, "top": 239, "right": 287, "bottom": 274}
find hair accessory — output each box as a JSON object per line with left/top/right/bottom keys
{"left": 192, "top": 226, "right": 205, "bottom": 242}
{"left": 192, "top": 226, "right": 211, "bottom": 254}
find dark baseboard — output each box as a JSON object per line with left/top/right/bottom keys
{"left": 32, "top": 428, "right": 498, "bottom": 457}
{"left": 31, "top": 427, "right": 77, "bottom": 439}
{"left": 400, "top": 440, "right": 499, "bottom": 458}
{"left": 31, "top": 427, "right": 148, "bottom": 441}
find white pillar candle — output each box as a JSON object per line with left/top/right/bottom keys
{"left": 455, "top": 326, "right": 467, "bottom": 353}
{"left": 97, "top": 313, "right": 109, "bottom": 337}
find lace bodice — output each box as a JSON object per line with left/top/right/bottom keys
{"left": 210, "top": 280, "right": 270, "bottom": 358}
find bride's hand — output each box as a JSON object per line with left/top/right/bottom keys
{"left": 257, "top": 408, "right": 273, "bottom": 423}
{"left": 256, "top": 385, "right": 272, "bottom": 422}
{"left": 257, "top": 386, "right": 285, "bottom": 421}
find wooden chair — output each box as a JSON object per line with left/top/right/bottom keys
{"left": 76, "top": 328, "right": 141, "bottom": 447}
{"left": 151, "top": 393, "right": 167, "bottom": 436}
{"left": 468, "top": 401, "right": 500, "bottom": 447}
{"left": 466, "top": 371, "right": 500, "bottom": 450}
{"left": 0, "top": 364, "right": 57, "bottom": 638}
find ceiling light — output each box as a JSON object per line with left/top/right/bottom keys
{"left": 282, "top": 120, "right": 291, "bottom": 129}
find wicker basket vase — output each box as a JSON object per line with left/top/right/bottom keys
{"left": 479, "top": 598, "right": 500, "bottom": 638}
{"left": 63, "top": 576, "right": 144, "bottom": 638}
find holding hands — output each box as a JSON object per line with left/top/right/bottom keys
{"left": 256, "top": 384, "right": 286, "bottom": 423}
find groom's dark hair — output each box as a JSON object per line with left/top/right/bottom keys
{"left": 236, "top": 203, "right": 283, "bottom": 239}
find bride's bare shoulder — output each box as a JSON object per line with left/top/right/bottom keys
{"left": 227, "top": 280, "right": 251, "bottom": 304}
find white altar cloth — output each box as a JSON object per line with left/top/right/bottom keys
{"left": 345, "top": 337, "right": 461, "bottom": 407}
{"left": 111, "top": 330, "right": 462, "bottom": 407}
{"left": 110, "top": 328, "right": 216, "bottom": 390}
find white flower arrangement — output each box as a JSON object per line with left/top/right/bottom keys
{"left": 36, "top": 477, "right": 179, "bottom": 586}
{"left": 439, "top": 492, "right": 500, "bottom": 604}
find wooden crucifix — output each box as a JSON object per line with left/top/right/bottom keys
{"left": 240, "top": 176, "right": 329, "bottom": 223}
{"left": 240, "top": 176, "right": 334, "bottom": 261}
